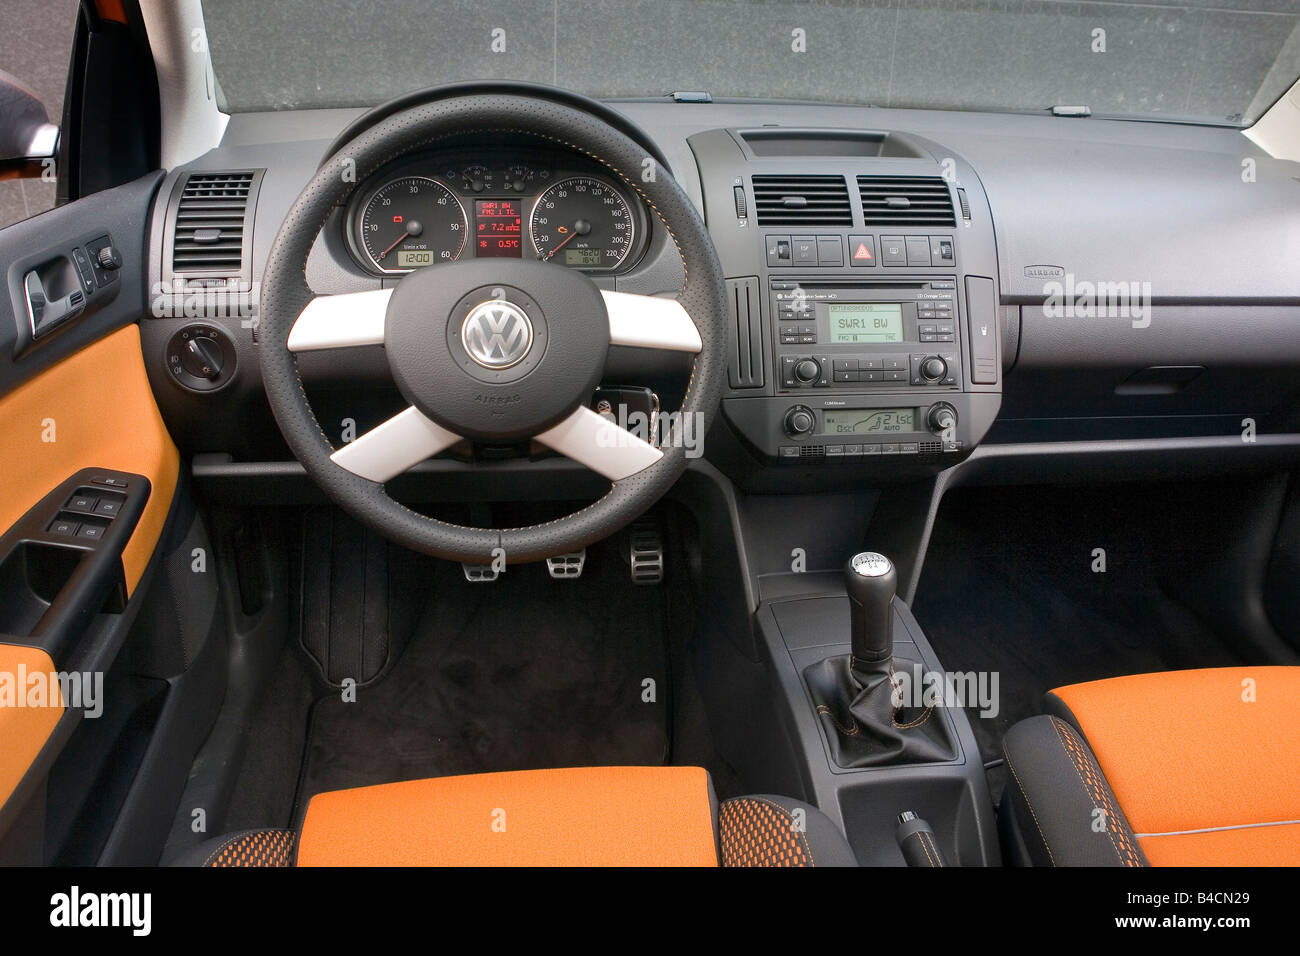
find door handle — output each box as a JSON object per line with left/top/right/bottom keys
{"left": 24, "top": 268, "right": 84, "bottom": 338}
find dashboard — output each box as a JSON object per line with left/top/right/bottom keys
{"left": 132, "top": 88, "right": 1300, "bottom": 496}
{"left": 343, "top": 147, "right": 649, "bottom": 276}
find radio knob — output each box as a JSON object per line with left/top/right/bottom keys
{"left": 927, "top": 403, "right": 957, "bottom": 435}
{"left": 793, "top": 358, "right": 821, "bottom": 384}
{"left": 920, "top": 356, "right": 947, "bottom": 381}
{"left": 784, "top": 405, "right": 817, "bottom": 438}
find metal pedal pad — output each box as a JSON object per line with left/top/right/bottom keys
{"left": 629, "top": 521, "right": 664, "bottom": 585}
{"left": 461, "top": 563, "right": 500, "bottom": 583}
{"left": 546, "top": 550, "right": 586, "bottom": 579}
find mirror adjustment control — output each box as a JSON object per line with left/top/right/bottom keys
{"left": 783, "top": 404, "right": 817, "bottom": 438}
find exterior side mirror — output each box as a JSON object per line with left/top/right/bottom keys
{"left": 0, "top": 68, "right": 59, "bottom": 179}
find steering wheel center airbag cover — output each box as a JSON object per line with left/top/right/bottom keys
{"left": 385, "top": 259, "right": 607, "bottom": 441}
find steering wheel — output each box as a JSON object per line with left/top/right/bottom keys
{"left": 258, "top": 93, "right": 727, "bottom": 565}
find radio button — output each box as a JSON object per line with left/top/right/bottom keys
{"left": 799, "top": 334, "right": 817, "bottom": 344}
{"left": 793, "top": 359, "right": 821, "bottom": 384}
{"left": 860, "top": 358, "right": 880, "bottom": 370}
{"left": 848, "top": 236, "right": 876, "bottom": 267}
{"left": 880, "top": 236, "right": 907, "bottom": 267}
{"left": 883, "top": 370, "right": 908, "bottom": 382}
{"left": 780, "top": 332, "right": 800, "bottom": 345}
{"left": 833, "top": 359, "right": 859, "bottom": 371}
{"left": 882, "top": 356, "right": 905, "bottom": 370}
{"left": 860, "top": 371, "right": 880, "bottom": 382}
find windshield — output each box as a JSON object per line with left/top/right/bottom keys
{"left": 200, "top": 0, "right": 1300, "bottom": 126}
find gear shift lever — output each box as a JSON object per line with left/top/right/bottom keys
{"left": 846, "top": 551, "right": 895, "bottom": 670}
{"left": 802, "top": 549, "right": 952, "bottom": 767}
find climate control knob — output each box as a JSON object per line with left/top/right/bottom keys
{"left": 793, "top": 358, "right": 821, "bottom": 384}
{"left": 927, "top": 402, "right": 957, "bottom": 436}
{"left": 783, "top": 405, "right": 817, "bottom": 438}
{"left": 920, "top": 356, "right": 948, "bottom": 382}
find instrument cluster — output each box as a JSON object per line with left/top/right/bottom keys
{"left": 344, "top": 148, "right": 649, "bottom": 276}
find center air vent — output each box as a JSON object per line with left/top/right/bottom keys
{"left": 857, "top": 176, "right": 955, "bottom": 227}
{"left": 168, "top": 171, "right": 262, "bottom": 277}
{"left": 752, "top": 175, "right": 852, "bottom": 226}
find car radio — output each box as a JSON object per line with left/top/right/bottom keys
{"left": 772, "top": 278, "right": 961, "bottom": 390}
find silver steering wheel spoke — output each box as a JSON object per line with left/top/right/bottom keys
{"left": 287, "top": 289, "right": 392, "bottom": 352}
{"left": 602, "top": 290, "right": 702, "bottom": 353}
{"left": 535, "top": 405, "right": 663, "bottom": 481}
{"left": 330, "top": 406, "right": 461, "bottom": 482}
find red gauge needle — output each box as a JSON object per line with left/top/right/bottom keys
{"left": 544, "top": 230, "right": 578, "bottom": 260}
{"left": 376, "top": 231, "right": 408, "bottom": 262}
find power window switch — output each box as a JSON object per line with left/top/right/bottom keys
{"left": 67, "top": 494, "right": 99, "bottom": 515}
{"left": 49, "top": 518, "right": 79, "bottom": 537}
{"left": 77, "top": 524, "right": 105, "bottom": 541}
{"left": 94, "top": 497, "right": 122, "bottom": 517}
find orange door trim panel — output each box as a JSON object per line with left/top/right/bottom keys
{"left": 0, "top": 325, "right": 179, "bottom": 596}
{"left": 0, "top": 643, "right": 64, "bottom": 810}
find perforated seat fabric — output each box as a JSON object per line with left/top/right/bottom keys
{"left": 1002, "top": 667, "right": 1300, "bottom": 867}
{"left": 172, "top": 767, "right": 857, "bottom": 867}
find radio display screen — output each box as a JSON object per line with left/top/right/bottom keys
{"left": 827, "top": 303, "right": 903, "bottom": 344}
{"left": 823, "top": 408, "right": 915, "bottom": 435}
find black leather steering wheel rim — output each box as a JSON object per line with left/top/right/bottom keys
{"left": 258, "top": 93, "right": 727, "bottom": 564}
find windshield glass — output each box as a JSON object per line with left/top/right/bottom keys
{"left": 200, "top": 0, "right": 1300, "bottom": 126}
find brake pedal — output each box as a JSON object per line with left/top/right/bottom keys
{"left": 546, "top": 550, "right": 586, "bottom": 579}
{"left": 461, "top": 563, "right": 499, "bottom": 582}
{"left": 629, "top": 521, "right": 664, "bottom": 585}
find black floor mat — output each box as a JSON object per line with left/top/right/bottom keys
{"left": 912, "top": 484, "right": 1247, "bottom": 795}
{"left": 295, "top": 540, "right": 669, "bottom": 814}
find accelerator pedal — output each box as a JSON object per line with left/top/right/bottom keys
{"left": 546, "top": 550, "right": 586, "bottom": 579}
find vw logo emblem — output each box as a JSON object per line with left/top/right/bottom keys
{"left": 461, "top": 299, "right": 534, "bottom": 369}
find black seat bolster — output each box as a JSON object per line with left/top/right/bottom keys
{"left": 1000, "top": 715, "right": 1148, "bottom": 868}
{"left": 718, "top": 795, "right": 859, "bottom": 867}
{"left": 166, "top": 828, "right": 296, "bottom": 867}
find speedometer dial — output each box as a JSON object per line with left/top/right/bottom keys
{"left": 358, "top": 176, "right": 467, "bottom": 273}
{"left": 529, "top": 177, "right": 634, "bottom": 269}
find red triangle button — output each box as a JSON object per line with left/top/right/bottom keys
{"left": 853, "top": 242, "right": 873, "bottom": 261}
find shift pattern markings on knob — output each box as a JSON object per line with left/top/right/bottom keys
{"left": 850, "top": 551, "right": 893, "bottom": 577}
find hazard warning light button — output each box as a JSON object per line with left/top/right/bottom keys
{"left": 848, "top": 235, "right": 876, "bottom": 268}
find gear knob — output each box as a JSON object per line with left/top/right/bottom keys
{"left": 845, "top": 552, "right": 896, "bottom": 666}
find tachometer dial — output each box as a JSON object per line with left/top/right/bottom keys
{"left": 529, "top": 177, "right": 634, "bottom": 270}
{"left": 358, "top": 176, "right": 467, "bottom": 273}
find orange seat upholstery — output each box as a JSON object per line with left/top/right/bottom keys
{"left": 174, "top": 766, "right": 860, "bottom": 867}
{"left": 1002, "top": 666, "right": 1300, "bottom": 867}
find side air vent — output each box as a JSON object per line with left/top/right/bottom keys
{"left": 857, "top": 176, "right": 956, "bottom": 227}
{"left": 752, "top": 175, "right": 852, "bottom": 226}
{"left": 726, "top": 276, "right": 764, "bottom": 389}
{"left": 167, "top": 170, "right": 263, "bottom": 280}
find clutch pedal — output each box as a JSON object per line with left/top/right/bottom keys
{"left": 629, "top": 521, "right": 664, "bottom": 585}
{"left": 546, "top": 550, "right": 586, "bottom": 579}
{"left": 461, "top": 563, "right": 500, "bottom": 582}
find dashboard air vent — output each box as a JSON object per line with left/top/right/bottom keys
{"left": 752, "top": 175, "right": 852, "bottom": 226}
{"left": 857, "top": 176, "right": 956, "bottom": 227}
{"left": 170, "top": 171, "right": 259, "bottom": 275}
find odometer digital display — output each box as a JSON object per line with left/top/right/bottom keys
{"left": 565, "top": 249, "right": 603, "bottom": 266}
{"left": 823, "top": 408, "right": 915, "bottom": 434}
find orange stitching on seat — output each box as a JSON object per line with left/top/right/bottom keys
{"left": 1049, "top": 717, "right": 1144, "bottom": 867}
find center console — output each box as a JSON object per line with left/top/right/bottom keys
{"left": 686, "top": 127, "right": 1003, "bottom": 483}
